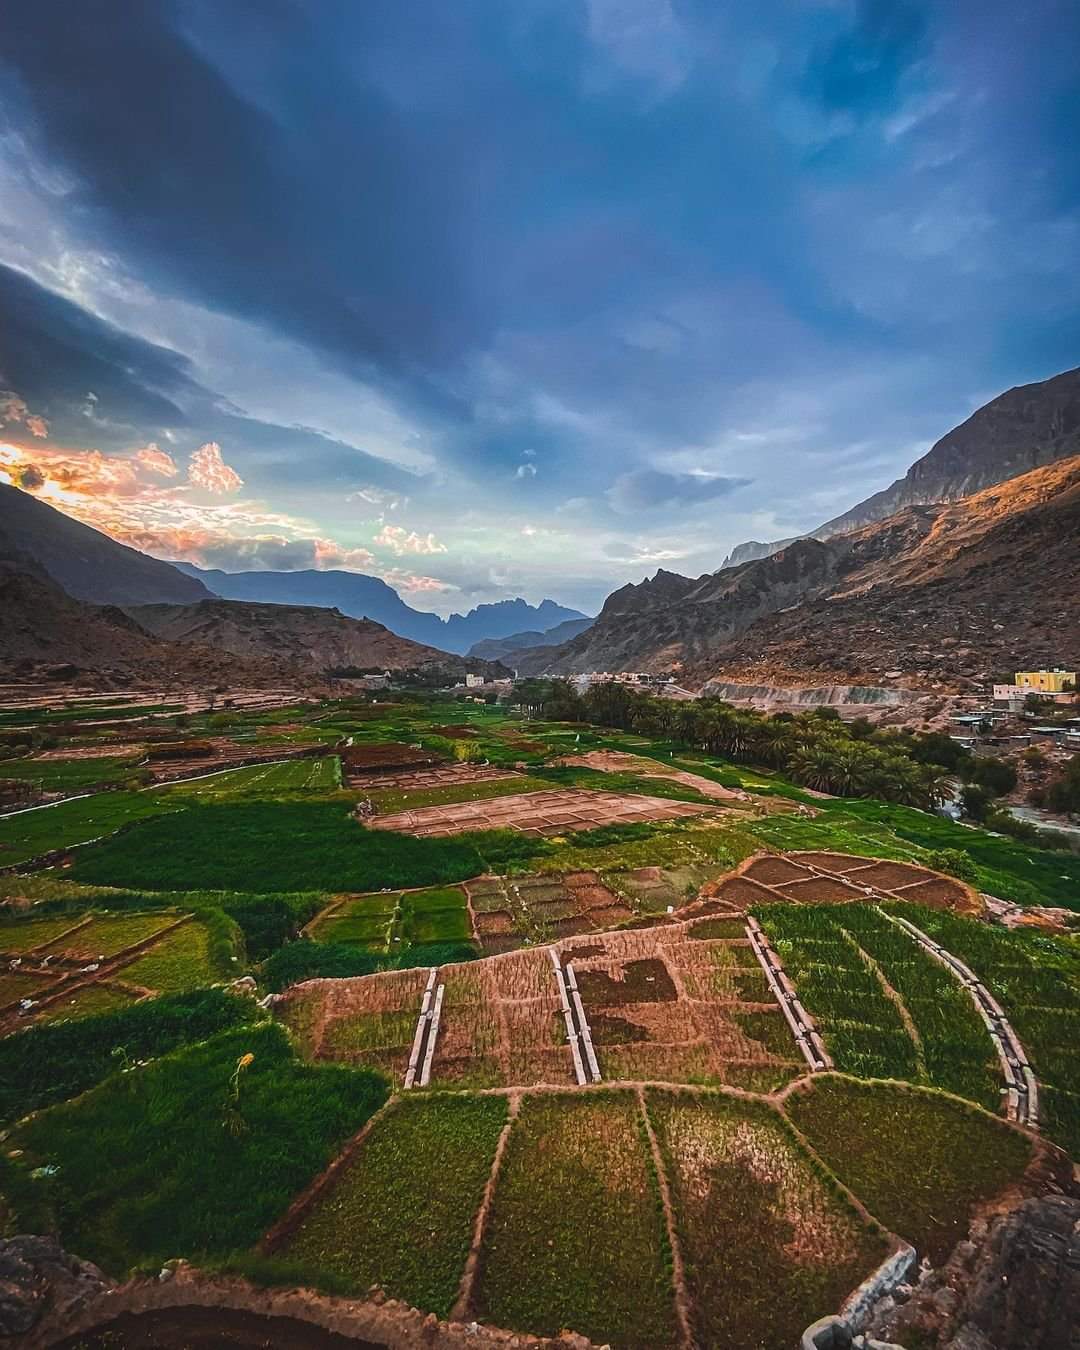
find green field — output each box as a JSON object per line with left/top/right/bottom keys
{"left": 283, "top": 1095, "right": 507, "bottom": 1314}
{"left": 0, "top": 754, "right": 142, "bottom": 792}
{"left": 473, "top": 1092, "right": 676, "bottom": 1348}
{"left": 786, "top": 1076, "right": 1035, "bottom": 1264}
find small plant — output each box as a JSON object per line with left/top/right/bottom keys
{"left": 223, "top": 1051, "right": 255, "bottom": 1136}
{"left": 926, "top": 847, "right": 979, "bottom": 883}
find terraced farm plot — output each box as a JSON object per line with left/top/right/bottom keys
{"left": 648, "top": 1091, "right": 889, "bottom": 1350}
{"left": 400, "top": 886, "right": 472, "bottom": 945}
{"left": 288, "top": 965, "right": 435, "bottom": 1086}
{"left": 0, "top": 914, "right": 97, "bottom": 953}
{"left": 568, "top": 925, "right": 803, "bottom": 1090}
{"left": 117, "top": 921, "right": 220, "bottom": 994}
{"left": 472, "top": 1092, "right": 677, "bottom": 1349}
{"left": 466, "top": 870, "right": 635, "bottom": 953}
{"left": 38, "top": 913, "right": 180, "bottom": 960}
{"left": 281, "top": 1095, "right": 508, "bottom": 1317}
{"left": 306, "top": 893, "right": 400, "bottom": 951}
{"left": 786, "top": 1077, "right": 1037, "bottom": 1264}
{"left": 757, "top": 904, "right": 999, "bottom": 1106}
{"left": 0, "top": 790, "right": 173, "bottom": 868}
{"left": 351, "top": 762, "right": 522, "bottom": 792}
{"left": 370, "top": 788, "right": 715, "bottom": 838}
{"left": 0, "top": 969, "right": 59, "bottom": 1006}
{"left": 889, "top": 907, "right": 1080, "bottom": 1157}
{"left": 0, "top": 754, "right": 141, "bottom": 792}
{"left": 160, "top": 756, "right": 341, "bottom": 799}
{"left": 35, "top": 982, "right": 142, "bottom": 1023}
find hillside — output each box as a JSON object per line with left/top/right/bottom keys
{"left": 0, "top": 560, "right": 275, "bottom": 686}
{"left": 721, "top": 364, "right": 1080, "bottom": 567}
{"left": 176, "top": 563, "right": 587, "bottom": 653}
{"left": 466, "top": 616, "right": 594, "bottom": 662}
{"left": 526, "top": 456, "right": 1080, "bottom": 690}
{"left": 127, "top": 599, "right": 508, "bottom": 678}
{"left": 0, "top": 484, "right": 212, "bottom": 605}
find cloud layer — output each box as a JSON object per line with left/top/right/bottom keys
{"left": 0, "top": 0, "right": 1078, "bottom": 614}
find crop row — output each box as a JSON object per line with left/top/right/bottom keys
{"left": 887, "top": 905, "right": 1080, "bottom": 1157}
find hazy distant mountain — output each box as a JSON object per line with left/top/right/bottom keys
{"left": 173, "top": 562, "right": 587, "bottom": 653}
{"left": 466, "top": 616, "right": 595, "bottom": 662}
{"left": 0, "top": 484, "right": 212, "bottom": 605}
{"left": 720, "top": 365, "right": 1080, "bottom": 568}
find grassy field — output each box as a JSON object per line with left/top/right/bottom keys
{"left": 473, "top": 1092, "right": 677, "bottom": 1348}
{"left": 648, "top": 1090, "right": 887, "bottom": 1350}
{"left": 160, "top": 757, "right": 343, "bottom": 801}
{"left": 34, "top": 984, "right": 141, "bottom": 1024}
{"left": 786, "top": 1076, "right": 1034, "bottom": 1264}
{"left": 0, "top": 754, "right": 143, "bottom": 792}
{"left": 0, "top": 791, "right": 174, "bottom": 867}
{"left": 283, "top": 1095, "right": 506, "bottom": 1314}
{"left": 3, "top": 1021, "right": 388, "bottom": 1273}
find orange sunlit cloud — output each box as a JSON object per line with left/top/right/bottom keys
{"left": 0, "top": 439, "right": 451, "bottom": 590}
{"left": 188, "top": 441, "right": 243, "bottom": 493}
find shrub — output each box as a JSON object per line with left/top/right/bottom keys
{"left": 926, "top": 848, "right": 979, "bottom": 884}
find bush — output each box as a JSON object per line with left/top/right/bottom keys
{"left": 969, "top": 756, "right": 1018, "bottom": 798}
{"left": 926, "top": 848, "right": 979, "bottom": 884}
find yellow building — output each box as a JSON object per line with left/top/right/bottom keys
{"left": 1014, "top": 668, "right": 1076, "bottom": 693}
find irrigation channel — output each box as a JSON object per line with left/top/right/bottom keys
{"left": 746, "top": 915, "right": 833, "bottom": 1073}
{"left": 404, "top": 969, "right": 444, "bottom": 1090}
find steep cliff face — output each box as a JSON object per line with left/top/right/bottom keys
{"left": 722, "top": 364, "right": 1080, "bottom": 565}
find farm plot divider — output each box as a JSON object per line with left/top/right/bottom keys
{"left": 886, "top": 912, "right": 1038, "bottom": 1127}
{"left": 746, "top": 915, "right": 832, "bottom": 1072}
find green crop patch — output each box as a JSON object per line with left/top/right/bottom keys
{"left": 34, "top": 984, "right": 142, "bottom": 1024}
{"left": 70, "top": 802, "right": 546, "bottom": 893}
{"left": 0, "top": 915, "right": 93, "bottom": 953}
{"left": 0, "top": 988, "right": 253, "bottom": 1122}
{"left": 0, "top": 791, "right": 175, "bottom": 867}
{"left": 161, "top": 757, "right": 343, "bottom": 801}
{"left": 649, "top": 1090, "right": 887, "bottom": 1350}
{"left": 0, "top": 755, "right": 142, "bottom": 792}
{"left": 399, "top": 886, "right": 472, "bottom": 945}
{"left": 473, "top": 1092, "right": 677, "bottom": 1349}
{"left": 887, "top": 907, "right": 1080, "bottom": 1156}
{"left": 40, "top": 912, "right": 180, "bottom": 959}
{"left": 3, "top": 1021, "right": 388, "bottom": 1274}
{"left": 119, "top": 921, "right": 223, "bottom": 993}
{"left": 786, "top": 1077, "right": 1034, "bottom": 1264}
{"left": 282, "top": 1094, "right": 507, "bottom": 1315}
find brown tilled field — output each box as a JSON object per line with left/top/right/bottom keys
{"left": 369, "top": 788, "right": 718, "bottom": 837}
{"left": 347, "top": 763, "right": 520, "bottom": 791}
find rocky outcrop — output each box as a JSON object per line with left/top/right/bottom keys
{"left": 527, "top": 455, "right": 1080, "bottom": 691}
{"left": 865, "top": 1196, "right": 1080, "bottom": 1350}
{"left": 0, "top": 1236, "right": 110, "bottom": 1338}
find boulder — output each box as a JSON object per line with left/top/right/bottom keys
{"left": 0, "top": 1235, "right": 111, "bottom": 1337}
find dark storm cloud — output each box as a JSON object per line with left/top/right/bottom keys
{"left": 0, "top": 263, "right": 416, "bottom": 494}
{"left": 809, "top": 0, "right": 928, "bottom": 116}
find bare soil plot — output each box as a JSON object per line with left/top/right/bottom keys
{"left": 648, "top": 1090, "right": 890, "bottom": 1349}
{"left": 471, "top": 1091, "right": 678, "bottom": 1349}
{"left": 742, "top": 856, "right": 815, "bottom": 886}
{"left": 370, "top": 788, "right": 716, "bottom": 838}
{"left": 556, "top": 749, "right": 746, "bottom": 801}
{"left": 841, "top": 860, "right": 937, "bottom": 889}
{"left": 347, "top": 763, "right": 519, "bottom": 792}
{"left": 774, "top": 876, "right": 868, "bottom": 903}
{"left": 341, "top": 742, "right": 442, "bottom": 783}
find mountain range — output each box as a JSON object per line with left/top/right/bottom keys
{"left": 720, "top": 365, "right": 1080, "bottom": 568}
{"left": 172, "top": 563, "right": 588, "bottom": 654}
{"left": 521, "top": 366, "right": 1080, "bottom": 691}
{"left": 465, "top": 617, "right": 595, "bottom": 663}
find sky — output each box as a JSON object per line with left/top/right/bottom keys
{"left": 1, "top": 0, "right": 1078, "bottom": 617}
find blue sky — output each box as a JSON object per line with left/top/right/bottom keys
{"left": 0, "top": 0, "right": 1077, "bottom": 615}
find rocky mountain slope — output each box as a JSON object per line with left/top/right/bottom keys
{"left": 0, "top": 559, "right": 274, "bottom": 687}
{"left": 0, "top": 485, "right": 212, "bottom": 606}
{"left": 127, "top": 600, "right": 508, "bottom": 679}
{"left": 466, "top": 616, "right": 594, "bottom": 662}
{"left": 525, "top": 456, "right": 1080, "bottom": 691}
{"left": 721, "top": 364, "right": 1080, "bottom": 567}
{"left": 175, "top": 563, "right": 586, "bottom": 653}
